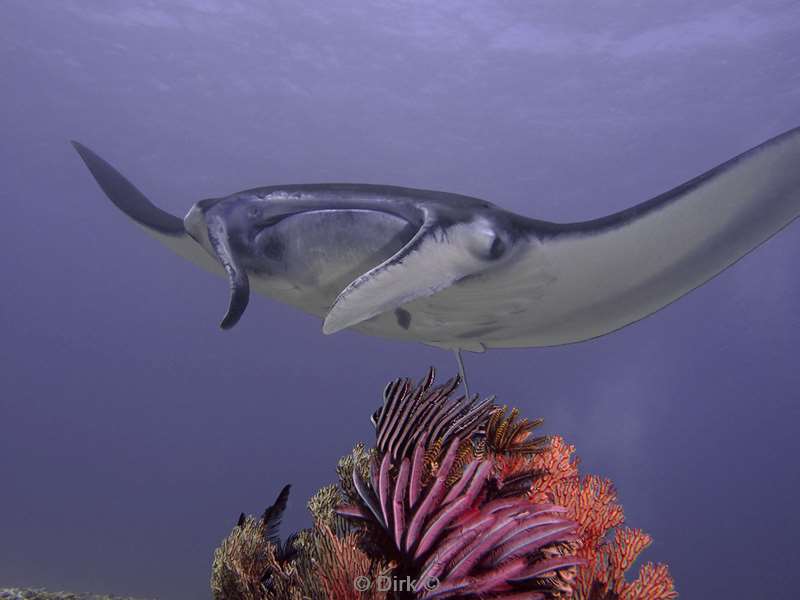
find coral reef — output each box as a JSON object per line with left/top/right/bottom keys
{"left": 529, "top": 438, "right": 677, "bottom": 600}
{"left": 211, "top": 369, "right": 676, "bottom": 599}
{"left": 0, "top": 591, "right": 150, "bottom": 600}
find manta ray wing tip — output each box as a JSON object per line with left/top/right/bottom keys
{"left": 70, "top": 140, "right": 92, "bottom": 159}
{"left": 70, "top": 140, "right": 101, "bottom": 163}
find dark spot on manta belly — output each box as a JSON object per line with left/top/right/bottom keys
{"left": 395, "top": 308, "right": 412, "bottom": 330}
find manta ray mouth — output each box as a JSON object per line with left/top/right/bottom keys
{"left": 205, "top": 214, "right": 250, "bottom": 330}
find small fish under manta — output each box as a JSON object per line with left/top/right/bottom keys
{"left": 72, "top": 128, "right": 800, "bottom": 390}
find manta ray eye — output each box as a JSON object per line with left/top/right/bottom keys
{"left": 469, "top": 221, "right": 508, "bottom": 261}
{"left": 247, "top": 206, "right": 262, "bottom": 219}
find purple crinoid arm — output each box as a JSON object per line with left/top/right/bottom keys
{"left": 377, "top": 452, "right": 392, "bottom": 528}
{"left": 506, "top": 555, "right": 587, "bottom": 584}
{"left": 413, "top": 495, "right": 471, "bottom": 559}
{"left": 392, "top": 457, "right": 411, "bottom": 546}
{"left": 405, "top": 436, "right": 461, "bottom": 552}
{"left": 353, "top": 467, "right": 385, "bottom": 528}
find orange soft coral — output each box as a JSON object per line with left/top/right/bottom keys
{"left": 531, "top": 436, "right": 677, "bottom": 600}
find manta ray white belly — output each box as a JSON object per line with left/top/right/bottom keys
{"left": 72, "top": 127, "right": 800, "bottom": 352}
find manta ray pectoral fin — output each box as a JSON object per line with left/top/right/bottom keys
{"left": 520, "top": 126, "right": 800, "bottom": 347}
{"left": 323, "top": 216, "right": 500, "bottom": 334}
{"left": 71, "top": 141, "right": 184, "bottom": 234}
{"left": 71, "top": 141, "right": 222, "bottom": 275}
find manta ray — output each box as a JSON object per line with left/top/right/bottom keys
{"left": 72, "top": 128, "right": 800, "bottom": 373}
